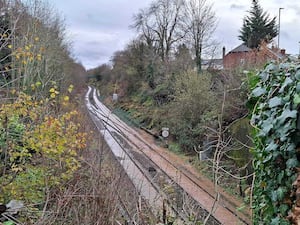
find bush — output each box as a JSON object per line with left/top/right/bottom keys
{"left": 165, "top": 70, "right": 219, "bottom": 152}
{"left": 0, "top": 89, "right": 87, "bottom": 206}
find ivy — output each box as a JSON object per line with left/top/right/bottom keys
{"left": 248, "top": 62, "right": 300, "bottom": 224}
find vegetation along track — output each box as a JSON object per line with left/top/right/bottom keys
{"left": 86, "top": 86, "right": 250, "bottom": 225}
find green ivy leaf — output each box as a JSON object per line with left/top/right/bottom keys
{"left": 259, "top": 71, "right": 269, "bottom": 82}
{"left": 293, "top": 93, "right": 300, "bottom": 105}
{"left": 276, "top": 121, "right": 294, "bottom": 140}
{"left": 277, "top": 171, "right": 284, "bottom": 183}
{"left": 263, "top": 154, "right": 272, "bottom": 163}
{"left": 282, "top": 95, "right": 291, "bottom": 103}
{"left": 296, "top": 82, "right": 300, "bottom": 92}
{"left": 265, "top": 63, "right": 277, "bottom": 72}
{"left": 270, "top": 216, "right": 279, "bottom": 225}
{"left": 287, "top": 143, "right": 296, "bottom": 152}
{"left": 265, "top": 141, "right": 278, "bottom": 152}
{"left": 276, "top": 187, "right": 285, "bottom": 201}
{"left": 259, "top": 122, "right": 273, "bottom": 136}
{"left": 269, "top": 97, "right": 282, "bottom": 108}
{"left": 252, "top": 86, "right": 266, "bottom": 97}
{"left": 278, "top": 109, "right": 297, "bottom": 124}
{"left": 286, "top": 158, "right": 298, "bottom": 169}
{"left": 295, "top": 70, "right": 300, "bottom": 80}
{"left": 279, "top": 77, "right": 293, "bottom": 93}
{"left": 271, "top": 190, "right": 277, "bottom": 202}
{"left": 279, "top": 204, "right": 289, "bottom": 215}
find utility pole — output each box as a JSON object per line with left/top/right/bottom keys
{"left": 278, "top": 7, "right": 284, "bottom": 49}
{"left": 298, "top": 41, "right": 300, "bottom": 60}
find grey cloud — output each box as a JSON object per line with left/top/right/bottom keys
{"left": 281, "top": 31, "right": 290, "bottom": 40}
{"left": 230, "top": 4, "right": 245, "bottom": 10}
{"left": 70, "top": 27, "right": 135, "bottom": 68}
{"left": 50, "top": 0, "right": 300, "bottom": 69}
{"left": 279, "top": 20, "right": 300, "bottom": 55}
{"left": 49, "top": 0, "right": 154, "bottom": 69}
{"left": 76, "top": 47, "right": 112, "bottom": 69}
{"left": 273, "top": 0, "right": 287, "bottom": 4}
{"left": 60, "top": 0, "right": 151, "bottom": 30}
{"left": 287, "top": 4, "right": 300, "bottom": 16}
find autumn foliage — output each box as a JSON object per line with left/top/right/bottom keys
{"left": 0, "top": 0, "right": 89, "bottom": 223}
{"left": 0, "top": 87, "right": 87, "bottom": 204}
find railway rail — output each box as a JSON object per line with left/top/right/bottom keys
{"left": 86, "top": 87, "right": 184, "bottom": 224}
{"left": 85, "top": 86, "right": 251, "bottom": 225}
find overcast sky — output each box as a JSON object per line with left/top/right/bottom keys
{"left": 48, "top": 0, "right": 300, "bottom": 70}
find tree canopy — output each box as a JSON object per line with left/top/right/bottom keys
{"left": 131, "top": 0, "right": 217, "bottom": 72}
{"left": 238, "top": 0, "right": 278, "bottom": 49}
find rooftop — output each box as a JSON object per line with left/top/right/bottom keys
{"left": 228, "top": 44, "right": 252, "bottom": 53}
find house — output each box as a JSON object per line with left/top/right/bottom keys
{"left": 223, "top": 43, "right": 287, "bottom": 69}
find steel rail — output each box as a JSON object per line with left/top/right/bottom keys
{"left": 88, "top": 86, "right": 250, "bottom": 225}
{"left": 86, "top": 86, "right": 187, "bottom": 224}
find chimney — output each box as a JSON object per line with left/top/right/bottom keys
{"left": 222, "top": 46, "right": 226, "bottom": 59}
{"left": 280, "top": 49, "right": 286, "bottom": 55}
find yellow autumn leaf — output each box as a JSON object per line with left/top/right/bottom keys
{"left": 11, "top": 165, "right": 23, "bottom": 172}
{"left": 50, "top": 93, "right": 56, "bottom": 98}
{"left": 63, "top": 96, "right": 69, "bottom": 101}
{"left": 67, "top": 84, "right": 74, "bottom": 93}
{"left": 37, "top": 54, "right": 42, "bottom": 61}
{"left": 35, "top": 81, "right": 41, "bottom": 87}
{"left": 7, "top": 44, "right": 12, "bottom": 49}
{"left": 49, "top": 88, "right": 55, "bottom": 93}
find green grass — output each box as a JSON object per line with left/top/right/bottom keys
{"left": 112, "top": 108, "right": 140, "bottom": 128}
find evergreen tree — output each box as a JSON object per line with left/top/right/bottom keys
{"left": 238, "top": 0, "right": 278, "bottom": 49}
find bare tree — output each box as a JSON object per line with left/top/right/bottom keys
{"left": 182, "top": 0, "right": 217, "bottom": 73}
{"left": 0, "top": 0, "right": 72, "bottom": 92}
{"left": 132, "top": 9, "right": 156, "bottom": 47}
{"left": 132, "top": 0, "right": 185, "bottom": 62}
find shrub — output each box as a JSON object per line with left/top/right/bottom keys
{"left": 166, "top": 70, "right": 219, "bottom": 152}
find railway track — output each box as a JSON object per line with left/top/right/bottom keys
{"left": 86, "top": 87, "right": 185, "bottom": 224}
{"left": 86, "top": 86, "right": 251, "bottom": 225}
